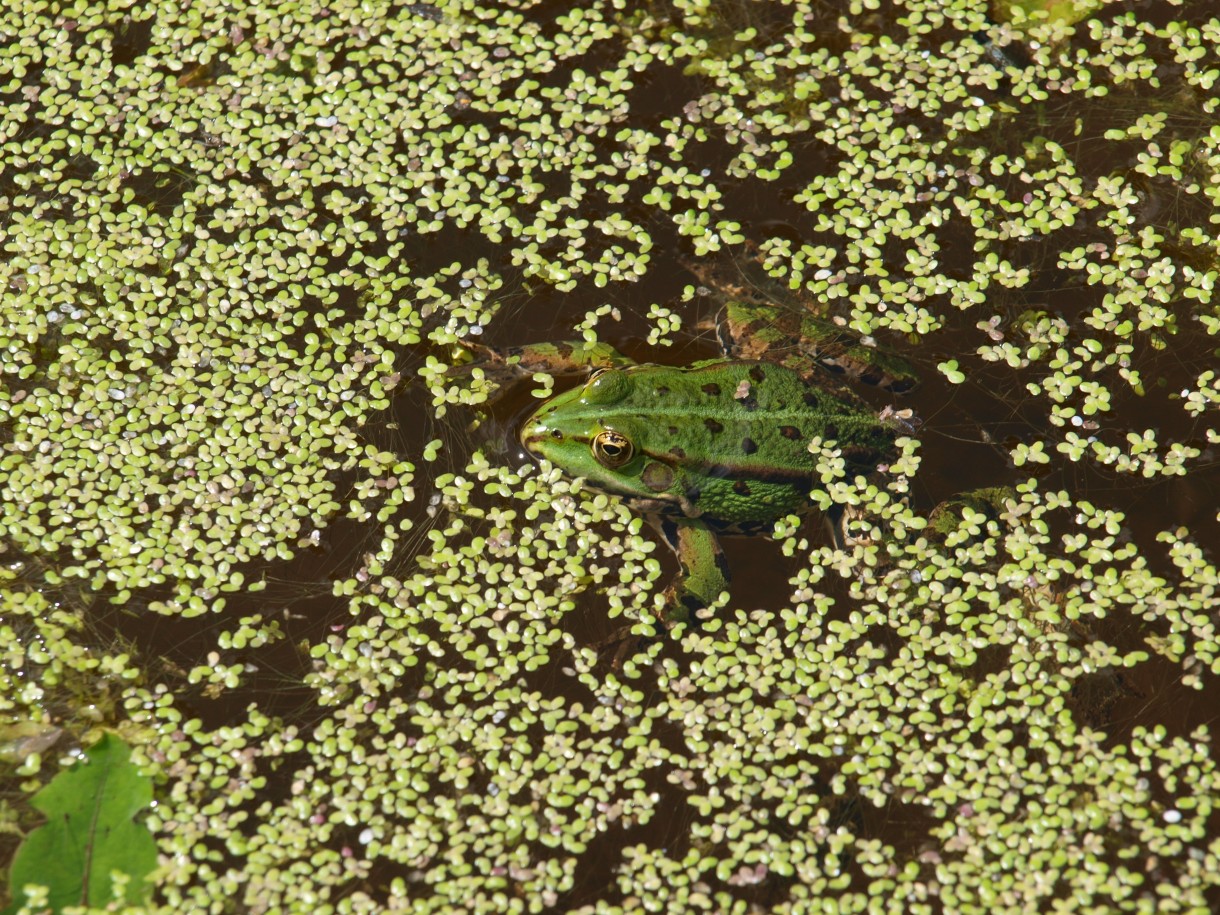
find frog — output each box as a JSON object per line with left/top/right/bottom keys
{"left": 519, "top": 355, "right": 898, "bottom": 620}
{"left": 462, "top": 246, "right": 920, "bottom": 622}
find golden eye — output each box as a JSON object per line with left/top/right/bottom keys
{"left": 592, "top": 430, "right": 633, "bottom": 468}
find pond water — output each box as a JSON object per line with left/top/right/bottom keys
{"left": 2, "top": 0, "right": 1219, "bottom": 911}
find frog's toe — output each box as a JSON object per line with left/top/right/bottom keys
{"left": 826, "top": 503, "right": 878, "bottom": 549}
{"left": 928, "top": 487, "right": 1015, "bottom": 541}
{"left": 658, "top": 588, "right": 702, "bottom": 628}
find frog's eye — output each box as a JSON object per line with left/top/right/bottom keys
{"left": 582, "top": 368, "right": 630, "bottom": 405}
{"left": 592, "top": 430, "right": 633, "bottom": 468}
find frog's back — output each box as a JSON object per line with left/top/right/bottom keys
{"left": 611, "top": 361, "right": 889, "bottom": 464}
{"left": 600, "top": 362, "right": 894, "bottom": 521}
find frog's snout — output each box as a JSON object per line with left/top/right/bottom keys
{"left": 519, "top": 414, "right": 561, "bottom": 453}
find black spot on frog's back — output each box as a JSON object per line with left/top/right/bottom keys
{"left": 741, "top": 437, "right": 758, "bottom": 455}
{"left": 748, "top": 365, "right": 767, "bottom": 384}
{"left": 704, "top": 418, "right": 723, "bottom": 434}
{"left": 701, "top": 382, "right": 721, "bottom": 396}
{"left": 733, "top": 480, "right": 752, "bottom": 496}
{"left": 780, "top": 425, "right": 803, "bottom": 440}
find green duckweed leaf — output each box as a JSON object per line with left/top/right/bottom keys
{"left": 937, "top": 359, "right": 966, "bottom": 384}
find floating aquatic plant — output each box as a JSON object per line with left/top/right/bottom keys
{"left": 1, "top": 0, "right": 1217, "bottom": 911}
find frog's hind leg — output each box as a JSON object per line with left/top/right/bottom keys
{"left": 654, "top": 518, "right": 730, "bottom": 625}
{"left": 458, "top": 340, "right": 631, "bottom": 382}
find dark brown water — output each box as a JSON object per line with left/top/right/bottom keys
{"left": 8, "top": 1, "right": 1219, "bottom": 910}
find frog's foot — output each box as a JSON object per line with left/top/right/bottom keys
{"left": 655, "top": 519, "right": 730, "bottom": 627}
{"left": 445, "top": 341, "right": 535, "bottom": 393}
{"left": 825, "top": 503, "right": 879, "bottom": 550}
{"left": 588, "top": 624, "right": 650, "bottom": 671}
{"left": 927, "top": 487, "right": 1016, "bottom": 542}
{"left": 452, "top": 339, "right": 632, "bottom": 380}
{"left": 681, "top": 243, "right": 769, "bottom": 308}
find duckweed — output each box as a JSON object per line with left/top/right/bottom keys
{"left": 2, "top": 0, "right": 1218, "bottom": 911}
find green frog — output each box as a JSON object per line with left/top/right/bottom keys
{"left": 467, "top": 248, "right": 919, "bottom": 621}
{"left": 520, "top": 356, "right": 898, "bottom": 619}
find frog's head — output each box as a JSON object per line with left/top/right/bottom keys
{"left": 520, "top": 368, "right": 685, "bottom": 511}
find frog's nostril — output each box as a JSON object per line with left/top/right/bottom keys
{"left": 550, "top": 429, "right": 563, "bottom": 440}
